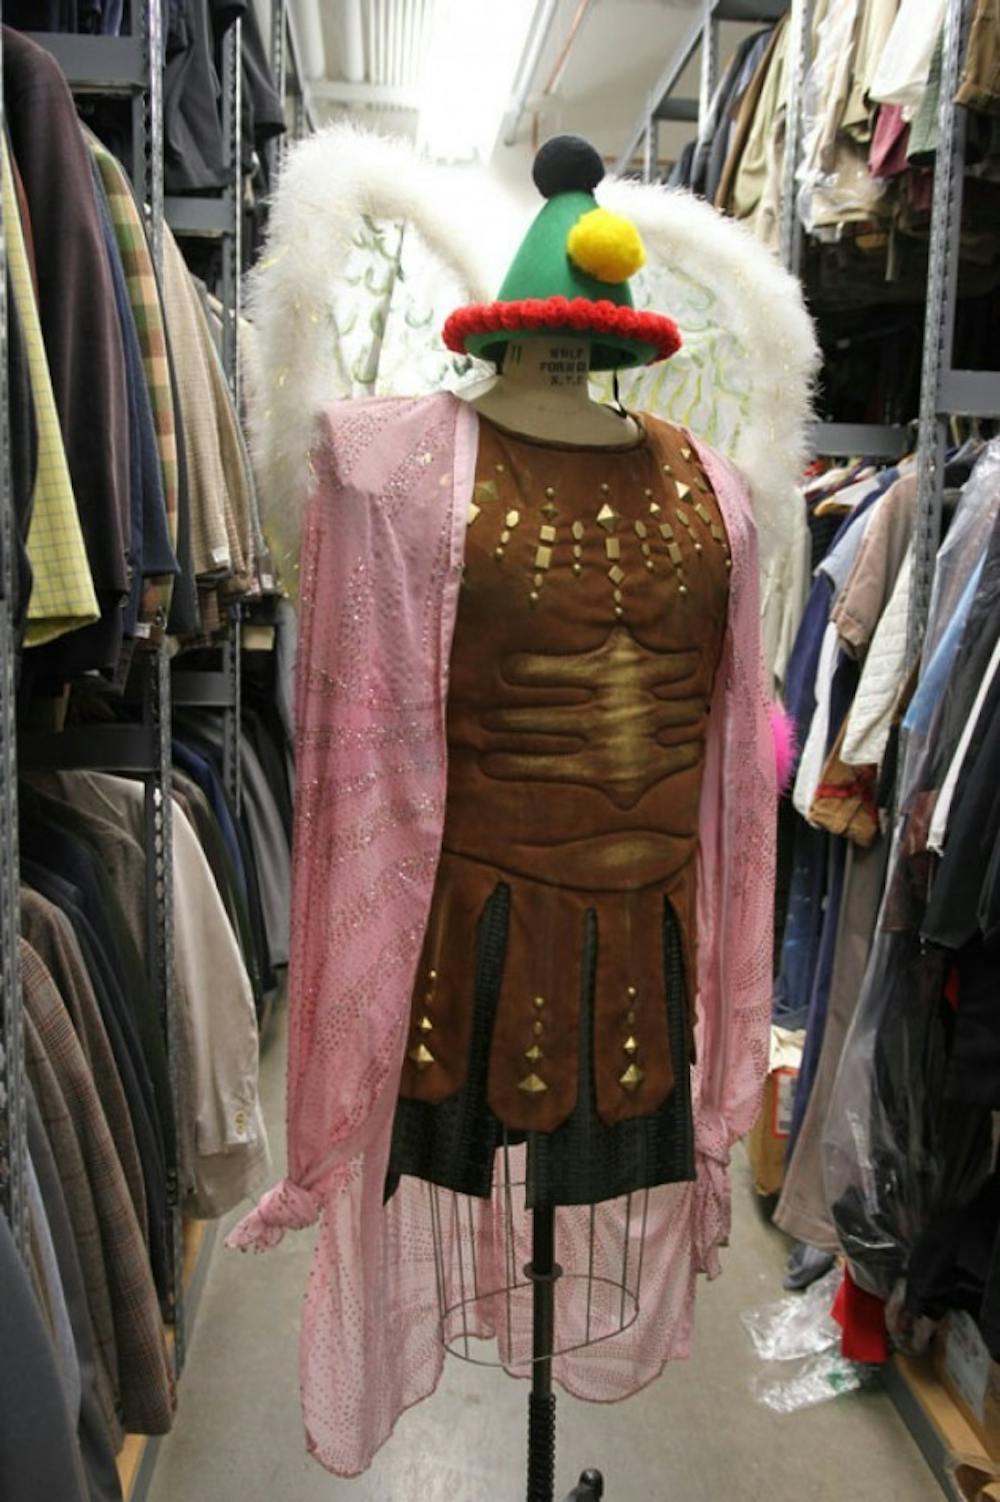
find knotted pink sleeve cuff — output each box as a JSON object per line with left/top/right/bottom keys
{"left": 693, "top": 1113, "right": 732, "bottom": 1280}
{"left": 226, "top": 1179, "right": 322, "bottom": 1252}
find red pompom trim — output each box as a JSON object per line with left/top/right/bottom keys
{"left": 443, "top": 296, "right": 682, "bottom": 364}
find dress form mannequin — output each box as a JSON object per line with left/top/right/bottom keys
{"left": 229, "top": 128, "right": 792, "bottom": 1497}
{"left": 465, "top": 338, "right": 641, "bottom": 447}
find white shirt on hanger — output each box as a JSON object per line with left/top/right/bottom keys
{"left": 869, "top": 0, "right": 947, "bottom": 117}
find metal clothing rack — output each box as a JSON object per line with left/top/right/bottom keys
{"left": 164, "top": 14, "right": 245, "bottom": 813}
{"left": 18, "top": 0, "right": 193, "bottom": 1369}
{"left": 1, "top": 0, "right": 250, "bottom": 1417}
{"left": 907, "top": 0, "right": 1000, "bottom": 653}
{"left": 0, "top": 22, "right": 27, "bottom": 1258}
{"left": 613, "top": 5, "right": 791, "bottom": 179}
{"left": 785, "top": 0, "right": 1000, "bottom": 648}
{"left": 270, "top": 0, "right": 318, "bottom": 148}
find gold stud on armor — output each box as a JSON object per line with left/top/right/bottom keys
{"left": 518, "top": 1073, "right": 549, "bottom": 1095}
{"left": 619, "top": 1063, "right": 645, "bottom": 1092}
{"left": 409, "top": 1043, "right": 435, "bottom": 1070}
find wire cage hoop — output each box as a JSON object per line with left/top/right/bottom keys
{"left": 427, "top": 1133, "right": 650, "bottom": 1372}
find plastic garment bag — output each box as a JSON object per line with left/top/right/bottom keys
{"left": 820, "top": 442, "right": 1000, "bottom": 1300}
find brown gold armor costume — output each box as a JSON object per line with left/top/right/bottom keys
{"left": 388, "top": 413, "right": 730, "bottom": 1205}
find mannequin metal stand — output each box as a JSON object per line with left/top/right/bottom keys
{"left": 527, "top": 1206, "right": 605, "bottom": 1502}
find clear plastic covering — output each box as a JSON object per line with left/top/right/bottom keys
{"left": 795, "top": 0, "right": 887, "bottom": 237}
{"left": 820, "top": 442, "right": 1000, "bottom": 1302}
{"left": 742, "top": 1268, "right": 877, "bottom": 1412}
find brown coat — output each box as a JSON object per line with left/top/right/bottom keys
{"left": 21, "top": 941, "right": 174, "bottom": 1436}
{"left": 20, "top": 886, "right": 148, "bottom": 1243}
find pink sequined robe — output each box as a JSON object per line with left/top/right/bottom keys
{"left": 229, "top": 393, "right": 777, "bottom": 1475}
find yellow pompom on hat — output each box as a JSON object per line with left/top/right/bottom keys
{"left": 443, "top": 135, "right": 680, "bottom": 371}
{"left": 566, "top": 206, "right": 646, "bottom": 284}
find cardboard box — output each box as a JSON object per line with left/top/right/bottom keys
{"left": 934, "top": 1311, "right": 1000, "bottom": 1463}
{"left": 746, "top": 1026, "right": 804, "bottom": 1197}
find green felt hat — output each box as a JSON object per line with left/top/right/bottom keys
{"left": 443, "top": 136, "right": 681, "bottom": 372}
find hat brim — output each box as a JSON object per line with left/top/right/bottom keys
{"left": 443, "top": 296, "right": 682, "bottom": 372}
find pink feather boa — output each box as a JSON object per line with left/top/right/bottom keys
{"left": 769, "top": 701, "right": 797, "bottom": 792}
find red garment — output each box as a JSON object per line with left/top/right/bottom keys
{"left": 869, "top": 105, "right": 911, "bottom": 179}
{"left": 832, "top": 1267, "right": 889, "bottom": 1363}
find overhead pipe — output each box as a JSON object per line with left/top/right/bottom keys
{"left": 540, "top": 0, "right": 591, "bottom": 98}
{"left": 340, "top": 0, "right": 366, "bottom": 83}
{"left": 501, "top": 0, "right": 559, "bottom": 147}
{"left": 288, "top": 0, "right": 327, "bottom": 80}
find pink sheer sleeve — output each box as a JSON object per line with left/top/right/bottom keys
{"left": 690, "top": 439, "right": 777, "bottom": 1276}
{"left": 228, "top": 394, "right": 476, "bottom": 1250}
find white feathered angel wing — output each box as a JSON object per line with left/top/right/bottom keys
{"left": 248, "top": 122, "right": 818, "bottom": 598}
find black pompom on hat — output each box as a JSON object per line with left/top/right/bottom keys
{"left": 532, "top": 135, "right": 605, "bottom": 200}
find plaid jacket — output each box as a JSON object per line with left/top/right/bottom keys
{"left": 87, "top": 131, "right": 178, "bottom": 628}
{"left": 2, "top": 135, "right": 98, "bottom": 645}
{"left": 21, "top": 941, "right": 175, "bottom": 1436}
{"left": 21, "top": 888, "right": 148, "bottom": 1246}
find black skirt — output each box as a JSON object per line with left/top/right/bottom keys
{"left": 387, "top": 883, "right": 696, "bottom": 1209}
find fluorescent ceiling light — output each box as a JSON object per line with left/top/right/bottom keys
{"left": 417, "top": 0, "right": 536, "bottom": 162}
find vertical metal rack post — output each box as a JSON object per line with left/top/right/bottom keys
{"left": 0, "top": 22, "right": 27, "bottom": 1257}
{"left": 613, "top": 0, "right": 790, "bottom": 184}
{"left": 137, "top": 0, "right": 186, "bottom": 1374}
{"left": 166, "top": 14, "right": 244, "bottom": 814}
{"left": 268, "top": 0, "right": 288, "bottom": 183}
{"left": 908, "top": 0, "right": 1000, "bottom": 655}
{"left": 221, "top": 18, "right": 243, "bottom": 815}
{"left": 777, "top": 0, "right": 810, "bottom": 277}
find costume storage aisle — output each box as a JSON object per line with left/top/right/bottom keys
{"left": 146, "top": 1007, "right": 939, "bottom": 1502}
{"left": 1, "top": 3, "right": 1000, "bottom": 1501}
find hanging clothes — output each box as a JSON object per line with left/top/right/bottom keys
{"left": 820, "top": 441, "right": 1000, "bottom": 1313}
{"left": 87, "top": 130, "right": 182, "bottom": 630}
{"left": 0, "top": 1207, "right": 90, "bottom": 1502}
{"left": 0, "top": 135, "right": 97, "bottom": 649}
{"left": 4, "top": 26, "right": 130, "bottom": 676}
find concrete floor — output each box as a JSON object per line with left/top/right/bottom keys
{"left": 148, "top": 1009, "right": 941, "bottom": 1502}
